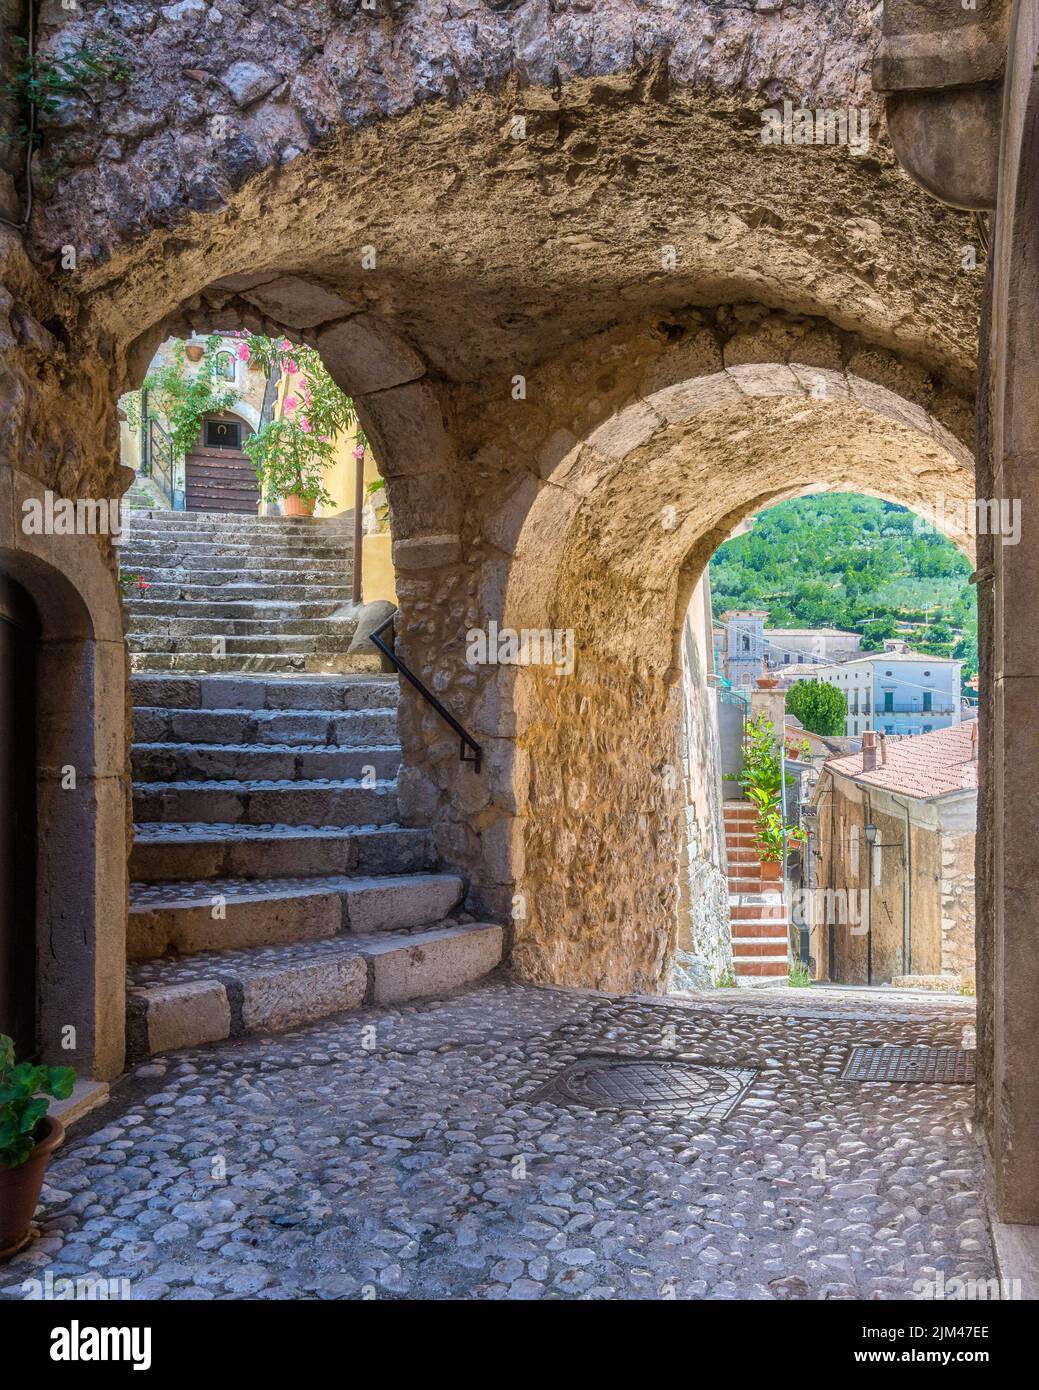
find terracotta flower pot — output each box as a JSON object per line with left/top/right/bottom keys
{"left": 282, "top": 494, "right": 315, "bottom": 517}
{"left": 760, "top": 859, "right": 783, "bottom": 882}
{"left": 0, "top": 1115, "right": 65, "bottom": 1260}
{"left": 184, "top": 344, "right": 204, "bottom": 362}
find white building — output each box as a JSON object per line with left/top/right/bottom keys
{"left": 721, "top": 610, "right": 862, "bottom": 688}
{"left": 812, "top": 652, "right": 963, "bottom": 738}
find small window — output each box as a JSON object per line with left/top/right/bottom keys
{"left": 214, "top": 351, "right": 236, "bottom": 381}
{"left": 205, "top": 418, "right": 242, "bottom": 449}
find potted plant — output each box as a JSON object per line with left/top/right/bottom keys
{"left": 184, "top": 342, "right": 205, "bottom": 363}
{"left": 244, "top": 417, "right": 336, "bottom": 516}
{"left": 0, "top": 1035, "right": 75, "bottom": 1259}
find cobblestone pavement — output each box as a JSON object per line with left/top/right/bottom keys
{"left": 2, "top": 981, "right": 992, "bottom": 1301}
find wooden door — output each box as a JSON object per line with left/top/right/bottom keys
{"left": 184, "top": 412, "right": 259, "bottom": 514}
{"left": 0, "top": 577, "right": 38, "bottom": 1056}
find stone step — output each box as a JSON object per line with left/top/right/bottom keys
{"left": 131, "top": 673, "right": 396, "bottom": 712}
{"left": 127, "top": 632, "right": 357, "bottom": 655}
{"left": 730, "top": 921, "right": 790, "bottom": 939}
{"left": 134, "top": 704, "right": 397, "bottom": 747}
{"left": 125, "top": 923, "right": 504, "bottom": 1059}
{"left": 126, "top": 615, "right": 354, "bottom": 638}
{"left": 127, "top": 871, "right": 465, "bottom": 958}
{"left": 734, "top": 960, "right": 790, "bottom": 979}
{"left": 126, "top": 598, "right": 345, "bottom": 619}
{"left": 129, "top": 822, "right": 435, "bottom": 882}
{"left": 123, "top": 512, "right": 348, "bottom": 531}
{"left": 126, "top": 565, "right": 349, "bottom": 585}
{"left": 129, "top": 652, "right": 372, "bottom": 674}
{"left": 127, "top": 582, "right": 353, "bottom": 603}
{"left": 132, "top": 777, "right": 398, "bottom": 826}
{"left": 119, "top": 535, "right": 353, "bottom": 553}
{"left": 131, "top": 741, "right": 400, "bottom": 784}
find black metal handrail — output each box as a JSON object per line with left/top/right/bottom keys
{"left": 369, "top": 612, "right": 482, "bottom": 772}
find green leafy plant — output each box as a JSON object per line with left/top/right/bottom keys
{"left": 789, "top": 961, "right": 813, "bottom": 988}
{"left": 0, "top": 1035, "right": 75, "bottom": 1169}
{"left": 245, "top": 417, "right": 337, "bottom": 508}
{"left": 141, "top": 338, "right": 240, "bottom": 460}
{"left": 0, "top": 35, "right": 132, "bottom": 150}
{"left": 238, "top": 335, "right": 364, "bottom": 507}
{"left": 785, "top": 678, "right": 848, "bottom": 737}
{"left": 734, "top": 714, "right": 802, "bottom": 862}
{"left": 118, "top": 570, "right": 149, "bottom": 599}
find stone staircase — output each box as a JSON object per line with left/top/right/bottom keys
{"left": 123, "top": 508, "right": 503, "bottom": 1060}
{"left": 723, "top": 801, "right": 790, "bottom": 982}
{"left": 118, "top": 507, "right": 364, "bottom": 673}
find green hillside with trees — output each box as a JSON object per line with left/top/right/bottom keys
{"left": 709, "top": 494, "right": 978, "bottom": 681}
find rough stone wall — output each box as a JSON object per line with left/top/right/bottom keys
{"left": 940, "top": 828, "right": 976, "bottom": 986}
{"left": 674, "top": 583, "right": 731, "bottom": 989}
{"left": 33, "top": 0, "right": 888, "bottom": 268}
{"left": 513, "top": 660, "right": 681, "bottom": 992}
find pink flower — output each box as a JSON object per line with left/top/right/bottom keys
{"left": 287, "top": 360, "right": 298, "bottom": 374}
{"left": 353, "top": 445, "right": 365, "bottom": 461}
{"left": 236, "top": 344, "right": 249, "bottom": 360}
{"left": 280, "top": 339, "right": 292, "bottom": 351}
{"left": 283, "top": 395, "right": 298, "bottom": 412}
{"left": 300, "top": 417, "right": 313, "bottom": 433}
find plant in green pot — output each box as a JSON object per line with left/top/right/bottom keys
{"left": 0, "top": 1036, "right": 76, "bottom": 1259}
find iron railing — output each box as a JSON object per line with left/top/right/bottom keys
{"left": 148, "top": 418, "right": 175, "bottom": 506}
{"left": 368, "top": 612, "right": 483, "bottom": 772}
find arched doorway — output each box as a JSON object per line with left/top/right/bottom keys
{"left": 184, "top": 410, "right": 259, "bottom": 513}
{"left": 0, "top": 467, "right": 127, "bottom": 1081}
{"left": 0, "top": 575, "right": 39, "bottom": 1058}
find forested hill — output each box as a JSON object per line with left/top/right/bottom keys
{"left": 708, "top": 494, "right": 978, "bottom": 679}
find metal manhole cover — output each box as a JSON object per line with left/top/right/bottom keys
{"left": 532, "top": 1055, "right": 757, "bottom": 1119}
{"left": 841, "top": 1046, "right": 975, "bottom": 1084}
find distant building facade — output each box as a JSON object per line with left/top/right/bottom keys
{"left": 721, "top": 610, "right": 861, "bottom": 688}
{"left": 807, "top": 724, "right": 977, "bottom": 989}
{"left": 813, "top": 652, "right": 962, "bottom": 738}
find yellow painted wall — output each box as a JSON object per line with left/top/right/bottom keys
{"left": 274, "top": 367, "right": 397, "bottom": 604}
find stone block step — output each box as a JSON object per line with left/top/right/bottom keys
{"left": 129, "top": 652, "right": 371, "bottom": 674}
{"left": 119, "top": 536, "right": 353, "bottom": 555}
{"left": 127, "top": 565, "right": 348, "bottom": 585}
{"left": 127, "top": 871, "right": 465, "bottom": 958}
{"left": 125, "top": 923, "right": 504, "bottom": 1059}
{"left": 130, "top": 674, "right": 396, "bottom": 711}
{"left": 123, "top": 512, "right": 347, "bottom": 533}
{"left": 132, "top": 741, "right": 400, "bottom": 784}
{"left": 128, "top": 583, "right": 352, "bottom": 603}
{"left": 129, "top": 822, "right": 435, "bottom": 882}
{"left": 132, "top": 777, "right": 398, "bottom": 826}
{"left": 126, "top": 598, "right": 343, "bottom": 620}
{"left": 128, "top": 632, "right": 357, "bottom": 655}
{"left": 732, "top": 941, "right": 791, "bottom": 959}
{"left": 126, "top": 616, "right": 356, "bottom": 638}
{"left": 134, "top": 705, "right": 397, "bottom": 747}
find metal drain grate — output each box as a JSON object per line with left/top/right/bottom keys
{"left": 532, "top": 1054, "right": 757, "bottom": 1119}
{"left": 841, "top": 1046, "right": 975, "bottom": 1084}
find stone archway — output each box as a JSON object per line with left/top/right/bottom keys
{"left": 484, "top": 362, "right": 975, "bottom": 992}
{"left": 0, "top": 464, "right": 127, "bottom": 1081}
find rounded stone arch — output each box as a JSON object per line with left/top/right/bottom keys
{"left": 0, "top": 464, "right": 127, "bottom": 1080}
{"left": 488, "top": 361, "right": 975, "bottom": 993}
{"left": 119, "top": 283, "right": 471, "bottom": 866}
{"left": 508, "top": 362, "right": 974, "bottom": 679}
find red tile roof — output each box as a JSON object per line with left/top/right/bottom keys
{"left": 824, "top": 721, "right": 979, "bottom": 800}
